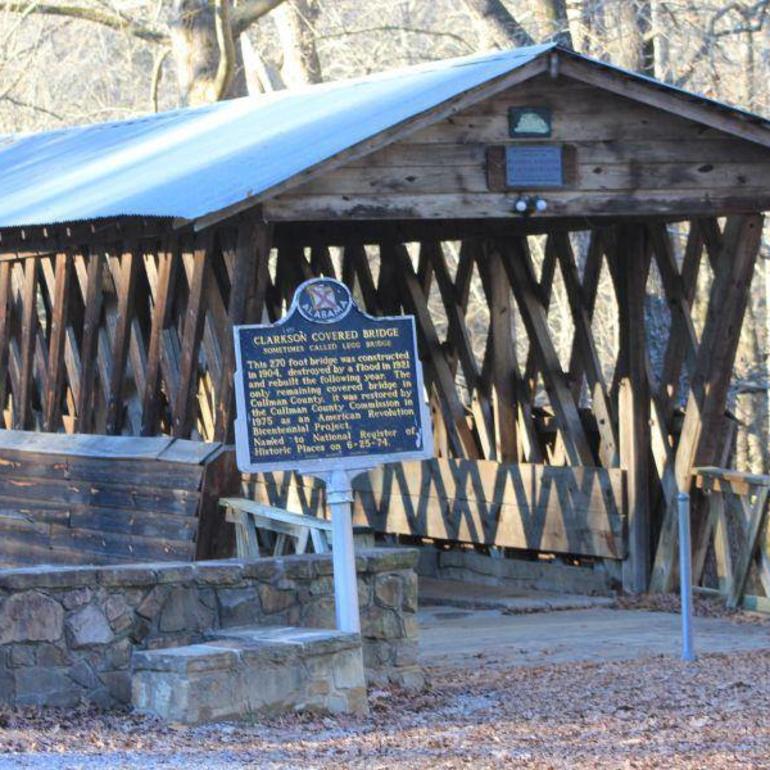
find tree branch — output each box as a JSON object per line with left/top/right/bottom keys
{"left": 462, "top": 0, "right": 535, "bottom": 48}
{"left": 317, "top": 25, "right": 474, "bottom": 51}
{"left": 230, "top": 0, "right": 286, "bottom": 35}
{"left": 212, "top": 0, "right": 235, "bottom": 100}
{"left": 0, "top": 2, "right": 168, "bottom": 43}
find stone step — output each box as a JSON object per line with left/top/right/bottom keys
{"left": 131, "top": 625, "right": 368, "bottom": 724}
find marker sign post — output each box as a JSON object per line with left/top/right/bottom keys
{"left": 233, "top": 277, "right": 433, "bottom": 633}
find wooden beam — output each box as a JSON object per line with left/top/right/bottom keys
{"left": 553, "top": 231, "right": 618, "bottom": 467}
{"left": 0, "top": 262, "right": 12, "bottom": 425}
{"left": 656, "top": 220, "right": 703, "bottom": 419}
{"left": 42, "top": 252, "right": 72, "bottom": 432}
{"left": 498, "top": 237, "right": 594, "bottom": 466}
{"left": 75, "top": 251, "right": 105, "bottom": 433}
{"left": 393, "top": 244, "right": 480, "bottom": 459}
{"left": 614, "top": 223, "right": 651, "bottom": 592}
{"left": 191, "top": 57, "right": 549, "bottom": 230}
{"left": 558, "top": 54, "right": 770, "bottom": 149}
{"left": 105, "top": 246, "right": 139, "bottom": 435}
{"left": 214, "top": 221, "right": 272, "bottom": 442}
{"left": 15, "top": 258, "right": 38, "bottom": 430}
{"left": 484, "top": 244, "right": 518, "bottom": 462}
{"left": 141, "top": 241, "right": 179, "bottom": 436}
{"left": 173, "top": 236, "right": 211, "bottom": 438}
{"left": 728, "top": 486, "right": 770, "bottom": 609}
{"left": 650, "top": 214, "right": 764, "bottom": 592}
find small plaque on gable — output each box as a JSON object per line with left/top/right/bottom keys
{"left": 505, "top": 145, "right": 563, "bottom": 188}
{"left": 233, "top": 277, "right": 433, "bottom": 475}
{"left": 509, "top": 107, "right": 552, "bottom": 138}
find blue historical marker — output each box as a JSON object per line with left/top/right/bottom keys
{"left": 233, "top": 277, "right": 432, "bottom": 474}
{"left": 233, "top": 277, "right": 433, "bottom": 633}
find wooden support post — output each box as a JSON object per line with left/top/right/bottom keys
{"left": 15, "top": 257, "right": 38, "bottom": 430}
{"left": 105, "top": 246, "right": 139, "bottom": 435}
{"left": 615, "top": 223, "right": 651, "bottom": 592}
{"left": 141, "top": 241, "right": 179, "bottom": 435}
{"left": 393, "top": 244, "right": 479, "bottom": 459}
{"left": 344, "top": 242, "right": 381, "bottom": 315}
{"left": 484, "top": 243, "right": 518, "bottom": 462}
{"left": 377, "top": 242, "right": 403, "bottom": 316}
{"left": 43, "top": 252, "right": 72, "bottom": 432}
{"left": 656, "top": 220, "right": 703, "bottom": 419}
{"left": 214, "top": 221, "right": 272, "bottom": 442}
{"left": 174, "top": 236, "right": 210, "bottom": 438}
{"left": 0, "top": 262, "right": 12, "bottom": 426}
{"left": 553, "top": 232, "right": 618, "bottom": 468}
{"left": 567, "top": 229, "right": 604, "bottom": 402}
{"left": 426, "top": 241, "right": 493, "bottom": 456}
{"left": 498, "top": 237, "right": 594, "bottom": 466}
{"left": 650, "top": 214, "right": 764, "bottom": 592}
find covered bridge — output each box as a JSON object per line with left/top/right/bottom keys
{"left": 0, "top": 43, "right": 769, "bottom": 596}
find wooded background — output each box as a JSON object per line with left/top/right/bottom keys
{"left": 1, "top": 0, "right": 769, "bottom": 476}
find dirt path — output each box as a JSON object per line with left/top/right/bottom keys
{"left": 1, "top": 607, "right": 769, "bottom": 769}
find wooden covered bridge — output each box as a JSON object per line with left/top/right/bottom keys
{"left": 0, "top": 43, "right": 769, "bottom": 598}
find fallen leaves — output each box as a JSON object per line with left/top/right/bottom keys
{"left": 0, "top": 631, "right": 769, "bottom": 768}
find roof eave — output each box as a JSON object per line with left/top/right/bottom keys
{"left": 188, "top": 52, "right": 554, "bottom": 232}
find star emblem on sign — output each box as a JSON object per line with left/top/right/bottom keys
{"left": 307, "top": 283, "right": 340, "bottom": 312}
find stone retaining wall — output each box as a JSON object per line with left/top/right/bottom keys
{"left": 0, "top": 548, "right": 420, "bottom": 708}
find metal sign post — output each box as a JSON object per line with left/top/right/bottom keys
{"left": 232, "top": 277, "right": 433, "bottom": 634}
{"left": 678, "top": 491, "right": 696, "bottom": 662}
{"left": 323, "top": 468, "right": 367, "bottom": 633}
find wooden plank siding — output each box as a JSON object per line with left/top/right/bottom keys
{"left": 266, "top": 76, "right": 770, "bottom": 220}
{"left": 0, "top": 432, "right": 239, "bottom": 567}
{"left": 245, "top": 460, "right": 627, "bottom": 560}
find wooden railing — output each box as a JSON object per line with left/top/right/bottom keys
{"left": 692, "top": 466, "right": 770, "bottom": 610}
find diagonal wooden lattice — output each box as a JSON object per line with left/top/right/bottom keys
{"left": 0, "top": 214, "right": 763, "bottom": 591}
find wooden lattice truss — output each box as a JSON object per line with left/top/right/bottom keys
{"left": 0, "top": 212, "right": 763, "bottom": 591}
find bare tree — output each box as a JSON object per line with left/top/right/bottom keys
{"left": 1, "top": 0, "right": 292, "bottom": 105}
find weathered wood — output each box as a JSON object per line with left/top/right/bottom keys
{"left": 0, "top": 431, "right": 234, "bottom": 567}
{"left": 394, "top": 244, "right": 479, "bottom": 459}
{"left": 498, "top": 237, "right": 594, "bottom": 466}
{"left": 196, "top": 447, "right": 239, "bottom": 559}
{"left": 615, "top": 223, "right": 651, "bottom": 592}
{"left": 344, "top": 241, "right": 381, "bottom": 315}
{"left": 15, "top": 258, "right": 38, "bottom": 430}
{"left": 141, "top": 242, "right": 178, "bottom": 435}
{"left": 174, "top": 237, "right": 210, "bottom": 438}
{"left": 42, "top": 252, "right": 72, "bottom": 432}
{"left": 484, "top": 244, "right": 518, "bottom": 462}
{"left": 265, "top": 191, "right": 770, "bottom": 222}
{"left": 552, "top": 232, "right": 618, "bottom": 467}
{"left": 728, "top": 486, "right": 770, "bottom": 609}
{"left": 0, "top": 262, "right": 12, "bottom": 424}
{"left": 105, "top": 246, "right": 139, "bottom": 434}
{"left": 248, "top": 459, "right": 627, "bottom": 559}
{"left": 214, "top": 221, "right": 272, "bottom": 442}
{"left": 650, "top": 214, "right": 763, "bottom": 592}
{"left": 74, "top": 251, "right": 105, "bottom": 433}
{"left": 656, "top": 220, "right": 703, "bottom": 418}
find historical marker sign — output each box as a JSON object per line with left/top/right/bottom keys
{"left": 505, "top": 145, "right": 564, "bottom": 188}
{"left": 233, "top": 277, "right": 433, "bottom": 475}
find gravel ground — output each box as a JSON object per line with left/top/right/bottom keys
{"left": 1, "top": 649, "right": 770, "bottom": 767}
{"left": 1, "top": 601, "right": 768, "bottom": 769}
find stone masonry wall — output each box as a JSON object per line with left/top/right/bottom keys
{"left": 0, "top": 548, "right": 420, "bottom": 708}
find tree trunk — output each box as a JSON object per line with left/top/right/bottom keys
{"left": 462, "top": 0, "right": 534, "bottom": 48}
{"left": 534, "top": 0, "right": 572, "bottom": 47}
{"left": 601, "top": 0, "right": 654, "bottom": 75}
{"left": 169, "top": 0, "right": 237, "bottom": 105}
{"left": 273, "top": 0, "right": 322, "bottom": 87}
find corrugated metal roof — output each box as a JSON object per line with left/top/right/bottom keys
{"left": 0, "top": 44, "right": 552, "bottom": 229}
{"left": 0, "top": 42, "right": 768, "bottom": 230}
